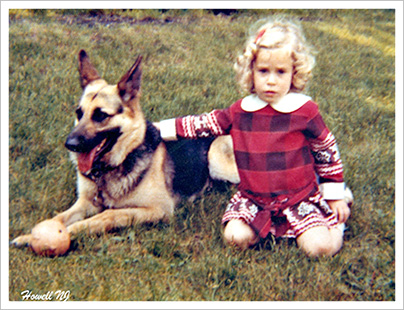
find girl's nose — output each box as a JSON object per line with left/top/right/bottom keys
{"left": 267, "top": 73, "right": 277, "bottom": 85}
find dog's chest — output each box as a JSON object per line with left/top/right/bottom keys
{"left": 92, "top": 152, "right": 154, "bottom": 208}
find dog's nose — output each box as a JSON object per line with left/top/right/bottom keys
{"left": 65, "top": 134, "right": 84, "bottom": 152}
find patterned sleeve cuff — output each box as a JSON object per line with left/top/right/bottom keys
{"left": 319, "top": 182, "right": 346, "bottom": 200}
{"left": 159, "top": 118, "right": 178, "bottom": 141}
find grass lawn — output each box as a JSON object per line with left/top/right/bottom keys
{"left": 7, "top": 9, "right": 396, "bottom": 302}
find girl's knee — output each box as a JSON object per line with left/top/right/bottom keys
{"left": 297, "top": 226, "right": 343, "bottom": 257}
{"left": 223, "top": 219, "right": 259, "bottom": 250}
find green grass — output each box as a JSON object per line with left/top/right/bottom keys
{"left": 8, "top": 9, "right": 396, "bottom": 301}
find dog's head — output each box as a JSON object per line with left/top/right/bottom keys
{"left": 65, "top": 50, "right": 146, "bottom": 174}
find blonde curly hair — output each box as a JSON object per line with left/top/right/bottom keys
{"left": 235, "top": 17, "right": 316, "bottom": 94}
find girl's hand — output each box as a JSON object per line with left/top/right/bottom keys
{"left": 327, "top": 199, "right": 350, "bottom": 223}
{"left": 153, "top": 122, "right": 161, "bottom": 130}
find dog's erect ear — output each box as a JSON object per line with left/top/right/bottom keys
{"left": 78, "top": 50, "right": 101, "bottom": 89}
{"left": 117, "top": 55, "right": 143, "bottom": 102}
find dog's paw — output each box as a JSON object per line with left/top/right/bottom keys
{"left": 10, "top": 234, "right": 32, "bottom": 247}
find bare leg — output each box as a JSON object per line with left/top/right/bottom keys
{"left": 223, "top": 219, "right": 259, "bottom": 250}
{"left": 296, "top": 226, "right": 343, "bottom": 257}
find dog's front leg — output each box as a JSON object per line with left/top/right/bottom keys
{"left": 67, "top": 204, "right": 172, "bottom": 235}
{"left": 53, "top": 197, "right": 103, "bottom": 226}
{"left": 10, "top": 196, "right": 102, "bottom": 247}
{"left": 10, "top": 234, "right": 33, "bottom": 247}
{"left": 11, "top": 173, "right": 100, "bottom": 247}
{"left": 53, "top": 172, "right": 101, "bottom": 226}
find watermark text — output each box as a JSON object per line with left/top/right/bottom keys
{"left": 21, "top": 290, "right": 70, "bottom": 301}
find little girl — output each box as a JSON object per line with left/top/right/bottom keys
{"left": 158, "top": 18, "right": 351, "bottom": 257}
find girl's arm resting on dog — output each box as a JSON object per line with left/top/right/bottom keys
{"left": 158, "top": 119, "right": 178, "bottom": 141}
{"left": 176, "top": 110, "right": 231, "bottom": 139}
{"left": 159, "top": 109, "right": 231, "bottom": 141}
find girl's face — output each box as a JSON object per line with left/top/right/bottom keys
{"left": 253, "top": 47, "right": 293, "bottom": 105}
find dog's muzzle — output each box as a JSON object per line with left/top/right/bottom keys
{"left": 65, "top": 127, "right": 121, "bottom": 174}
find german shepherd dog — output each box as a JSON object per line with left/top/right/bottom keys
{"left": 12, "top": 50, "right": 238, "bottom": 248}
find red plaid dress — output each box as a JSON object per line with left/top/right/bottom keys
{"left": 174, "top": 94, "right": 344, "bottom": 238}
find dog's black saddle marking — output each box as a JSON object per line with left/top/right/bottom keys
{"left": 165, "top": 137, "right": 214, "bottom": 197}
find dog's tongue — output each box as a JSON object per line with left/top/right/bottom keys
{"left": 77, "top": 148, "right": 97, "bottom": 174}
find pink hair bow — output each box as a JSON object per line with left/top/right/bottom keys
{"left": 254, "top": 29, "right": 266, "bottom": 44}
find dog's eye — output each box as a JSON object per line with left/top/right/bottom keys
{"left": 76, "top": 108, "right": 83, "bottom": 121}
{"left": 92, "top": 108, "right": 110, "bottom": 123}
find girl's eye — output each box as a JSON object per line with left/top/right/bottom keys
{"left": 92, "top": 108, "right": 110, "bottom": 123}
{"left": 76, "top": 107, "right": 83, "bottom": 120}
{"left": 278, "top": 69, "right": 285, "bottom": 74}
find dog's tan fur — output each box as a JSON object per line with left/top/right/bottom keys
{"left": 208, "top": 136, "right": 240, "bottom": 184}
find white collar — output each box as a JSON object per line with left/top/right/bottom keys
{"left": 240, "top": 93, "right": 312, "bottom": 113}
